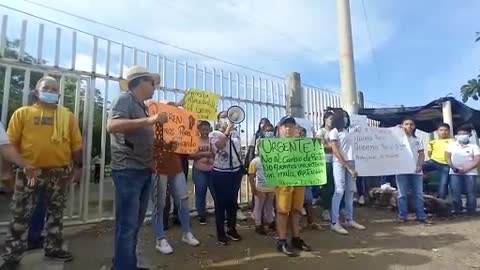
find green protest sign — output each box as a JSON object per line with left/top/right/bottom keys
{"left": 259, "top": 138, "right": 327, "bottom": 187}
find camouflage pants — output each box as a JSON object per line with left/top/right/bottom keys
{"left": 3, "top": 167, "right": 71, "bottom": 262}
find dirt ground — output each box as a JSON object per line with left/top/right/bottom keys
{"left": 57, "top": 207, "right": 480, "bottom": 270}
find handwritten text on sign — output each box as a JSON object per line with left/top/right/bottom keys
{"left": 147, "top": 101, "right": 200, "bottom": 154}
{"left": 352, "top": 126, "right": 415, "bottom": 176}
{"left": 183, "top": 89, "right": 220, "bottom": 120}
{"left": 260, "top": 138, "right": 327, "bottom": 186}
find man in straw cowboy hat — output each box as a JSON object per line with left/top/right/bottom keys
{"left": 107, "top": 66, "right": 168, "bottom": 270}
{"left": 1, "top": 76, "right": 83, "bottom": 269}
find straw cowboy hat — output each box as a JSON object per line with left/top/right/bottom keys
{"left": 119, "top": 66, "right": 161, "bottom": 91}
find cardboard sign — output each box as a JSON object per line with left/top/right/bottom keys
{"left": 352, "top": 126, "right": 416, "bottom": 176}
{"left": 183, "top": 89, "right": 220, "bottom": 120}
{"left": 260, "top": 138, "right": 327, "bottom": 186}
{"left": 147, "top": 101, "right": 199, "bottom": 154}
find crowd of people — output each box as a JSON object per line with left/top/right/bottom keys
{"left": 0, "top": 66, "right": 478, "bottom": 270}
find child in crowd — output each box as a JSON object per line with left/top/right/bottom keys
{"left": 275, "top": 116, "right": 311, "bottom": 256}
{"left": 395, "top": 117, "right": 431, "bottom": 224}
{"left": 190, "top": 121, "right": 215, "bottom": 225}
{"left": 329, "top": 110, "right": 366, "bottom": 235}
{"left": 445, "top": 125, "right": 479, "bottom": 215}
{"left": 248, "top": 123, "right": 276, "bottom": 235}
{"left": 424, "top": 123, "right": 454, "bottom": 199}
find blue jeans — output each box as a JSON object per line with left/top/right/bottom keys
{"left": 356, "top": 177, "right": 366, "bottom": 197}
{"left": 112, "top": 169, "right": 152, "bottom": 270}
{"left": 151, "top": 172, "right": 191, "bottom": 239}
{"left": 423, "top": 160, "right": 450, "bottom": 199}
{"left": 450, "top": 174, "right": 477, "bottom": 214}
{"left": 28, "top": 188, "right": 47, "bottom": 244}
{"left": 331, "top": 161, "right": 355, "bottom": 224}
{"left": 192, "top": 168, "right": 214, "bottom": 218}
{"left": 396, "top": 174, "right": 427, "bottom": 220}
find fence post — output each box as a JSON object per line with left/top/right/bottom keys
{"left": 442, "top": 99, "right": 453, "bottom": 136}
{"left": 285, "top": 72, "right": 304, "bottom": 118}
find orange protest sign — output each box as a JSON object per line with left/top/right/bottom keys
{"left": 147, "top": 101, "right": 199, "bottom": 154}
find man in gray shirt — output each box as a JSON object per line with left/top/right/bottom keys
{"left": 107, "top": 66, "right": 167, "bottom": 270}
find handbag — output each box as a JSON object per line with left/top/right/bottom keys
{"left": 230, "top": 138, "right": 248, "bottom": 175}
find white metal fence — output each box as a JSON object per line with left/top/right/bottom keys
{"left": 0, "top": 11, "right": 385, "bottom": 226}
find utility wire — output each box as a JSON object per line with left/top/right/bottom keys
{"left": 1, "top": 1, "right": 388, "bottom": 106}
{"left": 361, "top": 0, "right": 382, "bottom": 87}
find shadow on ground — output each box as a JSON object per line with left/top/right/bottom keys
{"left": 61, "top": 207, "right": 480, "bottom": 270}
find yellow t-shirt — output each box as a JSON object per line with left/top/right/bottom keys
{"left": 7, "top": 105, "right": 83, "bottom": 168}
{"left": 427, "top": 138, "right": 454, "bottom": 164}
{"left": 248, "top": 157, "right": 274, "bottom": 192}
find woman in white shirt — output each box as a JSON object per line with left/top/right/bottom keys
{"left": 445, "top": 125, "right": 480, "bottom": 215}
{"left": 329, "top": 111, "right": 365, "bottom": 235}
{"left": 209, "top": 111, "right": 244, "bottom": 245}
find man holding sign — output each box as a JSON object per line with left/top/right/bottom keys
{"left": 261, "top": 116, "right": 314, "bottom": 256}
{"left": 107, "top": 66, "right": 168, "bottom": 270}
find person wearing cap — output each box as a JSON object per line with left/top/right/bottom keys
{"left": 107, "top": 66, "right": 168, "bottom": 270}
{"left": 329, "top": 110, "right": 366, "bottom": 235}
{"left": 1, "top": 76, "right": 83, "bottom": 268}
{"left": 275, "top": 116, "right": 312, "bottom": 257}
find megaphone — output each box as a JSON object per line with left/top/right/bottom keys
{"left": 227, "top": 105, "right": 245, "bottom": 124}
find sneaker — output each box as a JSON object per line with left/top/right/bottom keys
{"left": 217, "top": 236, "right": 229, "bottom": 246}
{"left": 417, "top": 219, "right": 433, "bottom": 225}
{"left": 236, "top": 210, "right": 247, "bottom": 221}
{"left": 358, "top": 196, "right": 365, "bottom": 205}
{"left": 380, "top": 183, "right": 396, "bottom": 191}
{"left": 255, "top": 225, "right": 267, "bottom": 235}
{"left": 330, "top": 223, "right": 349, "bottom": 235}
{"left": 397, "top": 217, "right": 407, "bottom": 223}
{"left": 226, "top": 229, "right": 242, "bottom": 241}
{"left": 199, "top": 217, "right": 207, "bottom": 225}
{"left": 300, "top": 208, "right": 307, "bottom": 216}
{"left": 321, "top": 210, "right": 331, "bottom": 221}
{"left": 346, "top": 220, "right": 366, "bottom": 230}
{"left": 291, "top": 237, "right": 312, "bottom": 251}
{"left": 182, "top": 232, "right": 200, "bottom": 247}
{"left": 0, "top": 260, "right": 19, "bottom": 270}
{"left": 277, "top": 240, "right": 298, "bottom": 257}
{"left": 155, "top": 238, "right": 173, "bottom": 254}
{"left": 45, "top": 249, "right": 74, "bottom": 262}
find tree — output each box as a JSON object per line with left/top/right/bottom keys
{"left": 460, "top": 32, "right": 480, "bottom": 102}
{"left": 0, "top": 39, "right": 110, "bottom": 163}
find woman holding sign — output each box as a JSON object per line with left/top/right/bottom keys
{"left": 329, "top": 111, "right": 366, "bottom": 235}
{"left": 209, "top": 113, "right": 244, "bottom": 245}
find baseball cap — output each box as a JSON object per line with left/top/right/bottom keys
{"left": 278, "top": 115, "right": 296, "bottom": 126}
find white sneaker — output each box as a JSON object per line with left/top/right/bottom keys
{"left": 358, "top": 195, "right": 365, "bottom": 205}
{"left": 346, "top": 220, "right": 366, "bottom": 230}
{"left": 156, "top": 238, "right": 173, "bottom": 254}
{"left": 330, "top": 223, "right": 349, "bottom": 235}
{"left": 381, "top": 183, "right": 396, "bottom": 191}
{"left": 236, "top": 210, "right": 247, "bottom": 221}
{"left": 182, "top": 232, "right": 200, "bottom": 247}
{"left": 322, "top": 210, "right": 331, "bottom": 221}
{"left": 301, "top": 208, "right": 307, "bottom": 216}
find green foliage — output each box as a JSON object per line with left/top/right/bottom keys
{"left": 460, "top": 33, "right": 480, "bottom": 103}
{"left": 0, "top": 39, "right": 110, "bottom": 163}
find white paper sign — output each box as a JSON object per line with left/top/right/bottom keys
{"left": 352, "top": 126, "right": 416, "bottom": 176}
